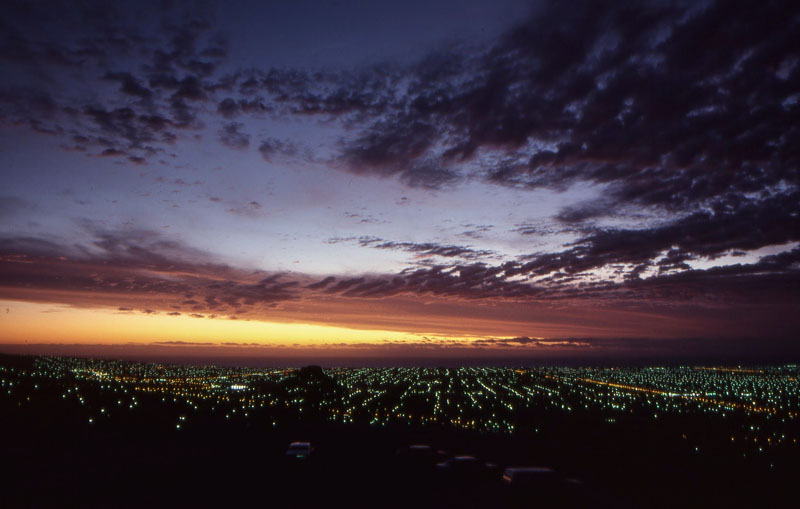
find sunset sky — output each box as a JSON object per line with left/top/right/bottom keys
{"left": 1, "top": 0, "right": 798, "bottom": 362}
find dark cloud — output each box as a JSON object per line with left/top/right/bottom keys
{"left": 461, "top": 0, "right": 800, "bottom": 218}
{"left": 0, "top": 0, "right": 221, "bottom": 163}
{"left": 468, "top": 336, "right": 800, "bottom": 359}
{"left": 103, "top": 71, "right": 153, "bottom": 99}
{"left": 153, "top": 340, "right": 208, "bottom": 345}
{"left": 3, "top": 0, "right": 797, "bottom": 200}
{"left": 4, "top": 222, "right": 795, "bottom": 311}
{"left": 169, "top": 98, "right": 199, "bottom": 128}
{"left": 314, "top": 263, "right": 541, "bottom": 300}
{"left": 217, "top": 97, "right": 269, "bottom": 118}
{"left": 340, "top": 211, "right": 388, "bottom": 225}
{"left": 555, "top": 200, "right": 617, "bottom": 224}
{"left": 218, "top": 121, "right": 249, "bottom": 149}
{"left": 458, "top": 224, "right": 493, "bottom": 239}
{"left": 227, "top": 200, "right": 263, "bottom": 217}
{"left": 340, "top": 119, "right": 435, "bottom": 173}
{"left": 0, "top": 0, "right": 797, "bottom": 330}
{"left": 0, "top": 224, "right": 300, "bottom": 313}
{"left": 250, "top": 65, "right": 394, "bottom": 116}
{"left": 356, "top": 236, "right": 495, "bottom": 260}
{"left": 171, "top": 75, "right": 207, "bottom": 101}
{"left": 398, "top": 160, "right": 461, "bottom": 189}
{"left": 306, "top": 276, "right": 336, "bottom": 290}
{"left": 214, "top": 1, "right": 800, "bottom": 209}
{"left": 98, "top": 147, "right": 126, "bottom": 157}
{"left": 258, "top": 138, "right": 298, "bottom": 162}
{"left": 73, "top": 106, "right": 182, "bottom": 161}
{"left": 216, "top": 97, "right": 239, "bottom": 118}
{"left": 234, "top": 0, "right": 788, "bottom": 283}
{"left": 508, "top": 190, "right": 800, "bottom": 280}
{"left": 473, "top": 336, "right": 541, "bottom": 347}
{"left": 298, "top": 244, "right": 800, "bottom": 307}
{"left": 1, "top": 225, "right": 799, "bottom": 344}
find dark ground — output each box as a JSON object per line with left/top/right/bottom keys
{"left": 1, "top": 355, "right": 795, "bottom": 508}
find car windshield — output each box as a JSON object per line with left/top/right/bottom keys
{"left": 287, "top": 443, "right": 310, "bottom": 454}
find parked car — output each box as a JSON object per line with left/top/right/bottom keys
{"left": 502, "top": 466, "right": 557, "bottom": 485}
{"left": 285, "top": 441, "right": 313, "bottom": 459}
{"left": 502, "top": 466, "right": 588, "bottom": 505}
{"left": 398, "top": 444, "right": 432, "bottom": 455}
{"left": 396, "top": 443, "right": 431, "bottom": 461}
{"left": 436, "top": 455, "right": 497, "bottom": 480}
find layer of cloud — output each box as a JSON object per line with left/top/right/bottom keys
{"left": 2, "top": 2, "right": 796, "bottom": 270}
{"left": 0, "top": 1, "right": 798, "bottom": 347}
{"left": 2, "top": 222, "right": 798, "bottom": 313}
{"left": 3, "top": 335, "right": 799, "bottom": 363}
{"left": 0, "top": 225, "right": 302, "bottom": 317}
{"left": 329, "top": 235, "right": 495, "bottom": 260}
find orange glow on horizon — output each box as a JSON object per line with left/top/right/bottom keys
{"left": 0, "top": 300, "right": 491, "bottom": 348}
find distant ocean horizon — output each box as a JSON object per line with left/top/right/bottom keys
{"left": 2, "top": 343, "right": 798, "bottom": 368}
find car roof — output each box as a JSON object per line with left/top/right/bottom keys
{"left": 504, "top": 466, "right": 554, "bottom": 474}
